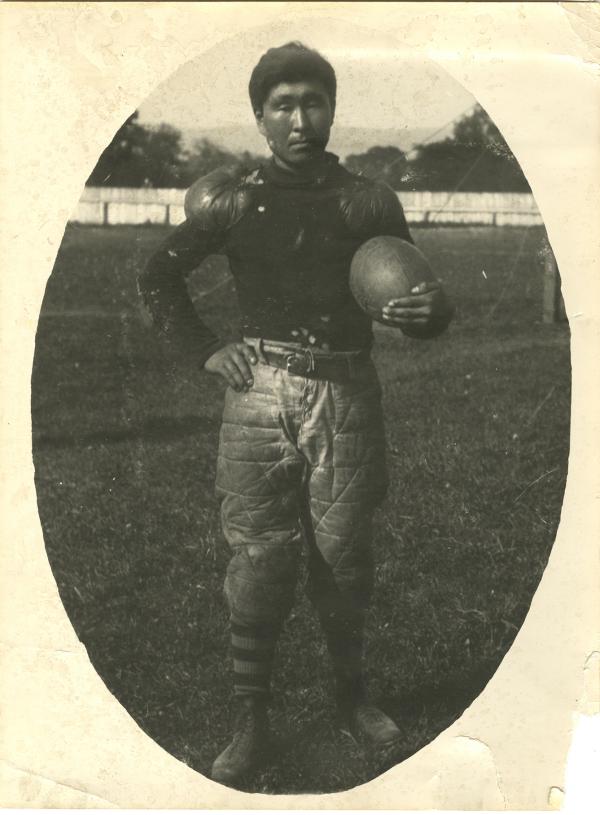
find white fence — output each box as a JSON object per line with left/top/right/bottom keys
{"left": 73, "top": 187, "right": 543, "bottom": 227}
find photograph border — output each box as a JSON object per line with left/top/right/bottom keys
{"left": 1, "top": 2, "right": 598, "bottom": 810}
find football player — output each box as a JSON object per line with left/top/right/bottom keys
{"left": 139, "top": 41, "right": 452, "bottom": 785}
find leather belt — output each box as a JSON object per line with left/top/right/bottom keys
{"left": 244, "top": 338, "right": 370, "bottom": 381}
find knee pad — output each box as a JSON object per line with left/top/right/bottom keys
{"left": 224, "top": 543, "right": 300, "bottom": 626}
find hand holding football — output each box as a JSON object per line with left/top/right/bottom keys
{"left": 350, "top": 235, "right": 436, "bottom": 322}
{"left": 350, "top": 235, "right": 452, "bottom": 337}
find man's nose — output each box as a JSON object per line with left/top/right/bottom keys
{"left": 291, "top": 106, "right": 310, "bottom": 131}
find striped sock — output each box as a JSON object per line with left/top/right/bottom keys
{"left": 231, "top": 620, "right": 279, "bottom": 698}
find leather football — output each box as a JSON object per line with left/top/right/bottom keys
{"left": 350, "top": 235, "right": 435, "bottom": 323}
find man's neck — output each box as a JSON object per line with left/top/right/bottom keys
{"left": 270, "top": 152, "right": 331, "bottom": 178}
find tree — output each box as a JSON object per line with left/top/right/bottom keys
{"left": 142, "top": 124, "right": 188, "bottom": 187}
{"left": 87, "top": 112, "right": 147, "bottom": 186}
{"left": 452, "top": 103, "right": 502, "bottom": 147}
{"left": 178, "top": 139, "right": 240, "bottom": 187}
{"left": 407, "top": 104, "right": 530, "bottom": 192}
{"left": 344, "top": 146, "right": 407, "bottom": 189}
{"left": 87, "top": 115, "right": 265, "bottom": 188}
{"left": 87, "top": 112, "right": 187, "bottom": 188}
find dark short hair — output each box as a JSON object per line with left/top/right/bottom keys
{"left": 249, "top": 41, "right": 337, "bottom": 113}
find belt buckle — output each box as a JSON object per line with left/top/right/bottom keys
{"left": 285, "top": 350, "right": 314, "bottom": 376}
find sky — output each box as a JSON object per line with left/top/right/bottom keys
{"left": 137, "top": 30, "right": 476, "bottom": 157}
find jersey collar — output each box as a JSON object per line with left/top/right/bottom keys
{"left": 261, "top": 152, "right": 340, "bottom": 187}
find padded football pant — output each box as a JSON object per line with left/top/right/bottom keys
{"left": 215, "top": 350, "right": 388, "bottom": 629}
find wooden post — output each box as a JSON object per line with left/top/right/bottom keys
{"left": 542, "top": 238, "right": 565, "bottom": 323}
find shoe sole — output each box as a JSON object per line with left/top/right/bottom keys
{"left": 211, "top": 769, "right": 254, "bottom": 787}
{"left": 211, "top": 745, "right": 273, "bottom": 787}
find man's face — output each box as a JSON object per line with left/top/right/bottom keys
{"left": 255, "top": 79, "right": 334, "bottom": 169}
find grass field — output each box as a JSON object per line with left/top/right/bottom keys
{"left": 32, "top": 224, "right": 571, "bottom": 794}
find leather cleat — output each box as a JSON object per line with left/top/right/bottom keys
{"left": 211, "top": 696, "right": 271, "bottom": 785}
{"left": 338, "top": 702, "right": 403, "bottom": 748}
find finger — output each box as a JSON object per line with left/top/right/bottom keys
{"left": 411, "top": 281, "right": 442, "bottom": 294}
{"left": 231, "top": 350, "right": 254, "bottom": 385}
{"left": 387, "top": 285, "right": 441, "bottom": 305}
{"left": 219, "top": 367, "right": 239, "bottom": 390}
{"left": 239, "top": 343, "right": 258, "bottom": 366}
{"left": 381, "top": 313, "right": 429, "bottom": 325}
{"left": 383, "top": 306, "right": 431, "bottom": 319}
{"left": 411, "top": 281, "right": 441, "bottom": 294}
{"left": 382, "top": 315, "right": 429, "bottom": 327}
{"left": 386, "top": 291, "right": 439, "bottom": 306}
{"left": 383, "top": 296, "right": 432, "bottom": 311}
{"left": 223, "top": 372, "right": 240, "bottom": 390}
{"left": 223, "top": 359, "right": 246, "bottom": 391}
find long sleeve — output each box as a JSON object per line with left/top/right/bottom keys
{"left": 368, "top": 184, "right": 414, "bottom": 245}
{"left": 138, "top": 220, "right": 226, "bottom": 367}
{"left": 383, "top": 197, "right": 414, "bottom": 245}
{"left": 342, "top": 179, "right": 414, "bottom": 245}
{"left": 355, "top": 182, "right": 452, "bottom": 340}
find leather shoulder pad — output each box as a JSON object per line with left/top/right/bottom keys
{"left": 184, "top": 164, "right": 260, "bottom": 231}
{"left": 339, "top": 176, "right": 403, "bottom": 237}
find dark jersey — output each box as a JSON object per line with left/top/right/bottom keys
{"left": 139, "top": 153, "right": 413, "bottom": 365}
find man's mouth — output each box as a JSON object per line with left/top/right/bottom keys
{"left": 289, "top": 138, "right": 319, "bottom": 149}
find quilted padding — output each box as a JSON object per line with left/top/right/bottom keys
{"left": 216, "top": 360, "right": 387, "bottom": 626}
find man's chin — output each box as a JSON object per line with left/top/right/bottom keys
{"left": 270, "top": 145, "right": 329, "bottom": 174}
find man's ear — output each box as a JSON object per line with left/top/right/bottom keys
{"left": 254, "top": 109, "right": 266, "bottom": 137}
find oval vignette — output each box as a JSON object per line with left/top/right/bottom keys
{"left": 31, "top": 24, "right": 571, "bottom": 795}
